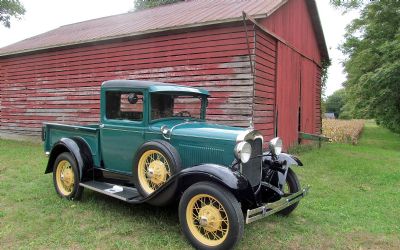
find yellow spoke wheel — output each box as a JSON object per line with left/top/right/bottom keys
{"left": 179, "top": 182, "right": 244, "bottom": 249}
{"left": 137, "top": 150, "right": 171, "bottom": 195}
{"left": 53, "top": 152, "right": 83, "bottom": 200}
{"left": 55, "top": 160, "right": 75, "bottom": 196}
{"left": 186, "top": 194, "right": 229, "bottom": 247}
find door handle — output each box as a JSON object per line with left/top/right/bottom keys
{"left": 99, "top": 124, "right": 105, "bottom": 128}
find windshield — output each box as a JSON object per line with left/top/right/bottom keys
{"left": 151, "top": 93, "right": 205, "bottom": 121}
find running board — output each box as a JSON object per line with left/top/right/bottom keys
{"left": 80, "top": 181, "right": 143, "bottom": 202}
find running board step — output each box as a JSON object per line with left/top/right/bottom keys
{"left": 80, "top": 181, "right": 142, "bottom": 202}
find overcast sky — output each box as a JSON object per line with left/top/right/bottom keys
{"left": 0, "top": 0, "right": 359, "bottom": 96}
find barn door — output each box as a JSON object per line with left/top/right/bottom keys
{"left": 275, "top": 43, "right": 301, "bottom": 149}
{"left": 300, "top": 58, "right": 316, "bottom": 137}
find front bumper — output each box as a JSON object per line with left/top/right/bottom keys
{"left": 245, "top": 186, "right": 310, "bottom": 224}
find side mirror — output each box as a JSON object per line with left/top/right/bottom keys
{"left": 128, "top": 93, "right": 139, "bottom": 104}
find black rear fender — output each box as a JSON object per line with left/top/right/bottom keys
{"left": 45, "top": 137, "right": 93, "bottom": 181}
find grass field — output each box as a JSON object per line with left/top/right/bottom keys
{"left": 1, "top": 121, "right": 399, "bottom": 249}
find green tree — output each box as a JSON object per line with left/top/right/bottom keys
{"left": 332, "top": 0, "right": 400, "bottom": 132}
{"left": 134, "top": 0, "right": 183, "bottom": 10}
{"left": 0, "top": 0, "right": 25, "bottom": 28}
{"left": 329, "top": 0, "right": 367, "bottom": 9}
{"left": 325, "top": 89, "right": 346, "bottom": 119}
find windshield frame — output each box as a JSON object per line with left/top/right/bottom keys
{"left": 149, "top": 92, "right": 208, "bottom": 123}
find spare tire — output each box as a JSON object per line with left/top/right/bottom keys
{"left": 133, "top": 140, "right": 181, "bottom": 200}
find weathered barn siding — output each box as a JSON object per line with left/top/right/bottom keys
{"left": 0, "top": 0, "right": 327, "bottom": 148}
{"left": 0, "top": 25, "right": 256, "bottom": 136}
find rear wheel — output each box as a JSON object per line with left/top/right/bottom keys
{"left": 278, "top": 168, "right": 301, "bottom": 216}
{"left": 53, "top": 152, "right": 83, "bottom": 200}
{"left": 179, "top": 182, "right": 244, "bottom": 250}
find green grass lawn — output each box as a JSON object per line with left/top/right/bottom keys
{"left": 1, "top": 122, "right": 399, "bottom": 249}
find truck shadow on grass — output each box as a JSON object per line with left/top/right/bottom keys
{"left": 66, "top": 189, "right": 192, "bottom": 248}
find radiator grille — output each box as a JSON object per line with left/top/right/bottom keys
{"left": 241, "top": 138, "right": 262, "bottom": 187}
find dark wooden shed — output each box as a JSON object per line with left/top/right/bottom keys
{"left": 0, "top": 0, "right": 328, "bottom": 148}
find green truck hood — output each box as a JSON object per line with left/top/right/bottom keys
{"left": 150, "top": 119, "right": 246, "bottom": 141}
{"left": 150, "top": 119, "right": 250, "bottom": 167}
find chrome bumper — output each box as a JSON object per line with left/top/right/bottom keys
{"left": 245, "top": 186, "right": 310, "bottom": 224}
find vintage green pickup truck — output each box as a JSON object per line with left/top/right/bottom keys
{"left": 42, "top": 80, "right": 309, "bottom": 249}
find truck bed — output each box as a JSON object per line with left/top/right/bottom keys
{"left": 43, "top": 123, "right": 101, "bottom": 166}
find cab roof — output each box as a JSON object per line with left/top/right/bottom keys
{"left": 101, "top": 80, "right": 209, "bottom": 96}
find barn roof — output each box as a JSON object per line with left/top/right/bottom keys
{"left": 0, "top": 0, "right": 328, "bottom": 59}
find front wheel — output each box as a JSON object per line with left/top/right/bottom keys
{"left": 277, "top": 168, "right": 301, "bottom": 216}
{"left": 133, "top": 141, "right": 181, "bottom": 198}
{"left": 179, "top": 182, "right": 244, "bottom": 250}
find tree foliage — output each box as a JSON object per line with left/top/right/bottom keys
{"left": 0, "top": 0, "right": 25, "bottom": 28}
{"left": 329, "top": 0, "right": 367, "bottom": 9}
{"left": 134, "top": 0, "right": 183, "bottom": 10}
{"left": 326, "top": 89, "right": 347, "bottom": 119}
{"left": 334, "top": 0, "right": 400, "bottom": 132}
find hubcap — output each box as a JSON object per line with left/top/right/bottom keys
{"left": 61, "top": 168, "right": 73, "bottom": 186}
{"left": 56, "top": 160, "right": 75, "bottom": 196}
{"left": 146, "top": 160, "right": 168, "bottom": 185}
{"left": 198, "top": 205, "right": 223, "bottom": 232}
{"left": 199, "top": 216, "right": 208, "bottom": 227}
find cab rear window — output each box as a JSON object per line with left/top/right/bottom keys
{"left": 106, "top": 91, "right": 143, "bottom": 121}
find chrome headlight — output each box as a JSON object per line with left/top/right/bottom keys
{"left": 269, "top": 137, "right": 283, "bottom": 156}
{"left": 160, "top": 125, "right": 171, "bottom": 139}
{"left": 234, "top": 141, "right": 252, "bottom": 163}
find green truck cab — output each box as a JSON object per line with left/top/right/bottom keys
{"left": 42, "top": 80, "right": 309, "bottom": 249}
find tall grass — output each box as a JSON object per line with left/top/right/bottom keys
{"left": 322, "top": 119, "right": 365, "bottom": 144}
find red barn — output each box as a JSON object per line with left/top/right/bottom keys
{"left": 0, "top": 0, "right": 328, "bottom": 148}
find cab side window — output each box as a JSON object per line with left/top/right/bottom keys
{"left": 106, "top": 91, "right": 143, "bottom": 121}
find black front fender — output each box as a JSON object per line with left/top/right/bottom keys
{"left": 262, "top": 153, "right": 303, "bottom": 191}
{"left": 143, "top": 164, "right": 257, "bottom": 208}
{"left": 45, "top": 137, "right": 93, "bottom": 181}
{"left": 263, "top": 153, "right": 303, "bottom": 167}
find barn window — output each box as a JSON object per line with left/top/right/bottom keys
{"left": 106, "top": 91, "right": 143, "bottom": 121}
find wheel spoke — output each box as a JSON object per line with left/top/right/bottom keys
{"left": 210, "top": 199, "right": 217, "bottom": 207}
{"left": 193, "top": 202, "right": 201, "bottom": 212}
{"left": 211, "top": 231, "right": 220, "bottom": 240}
{"left": 201, "top": 197, "right": 207, "bottom": 207}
